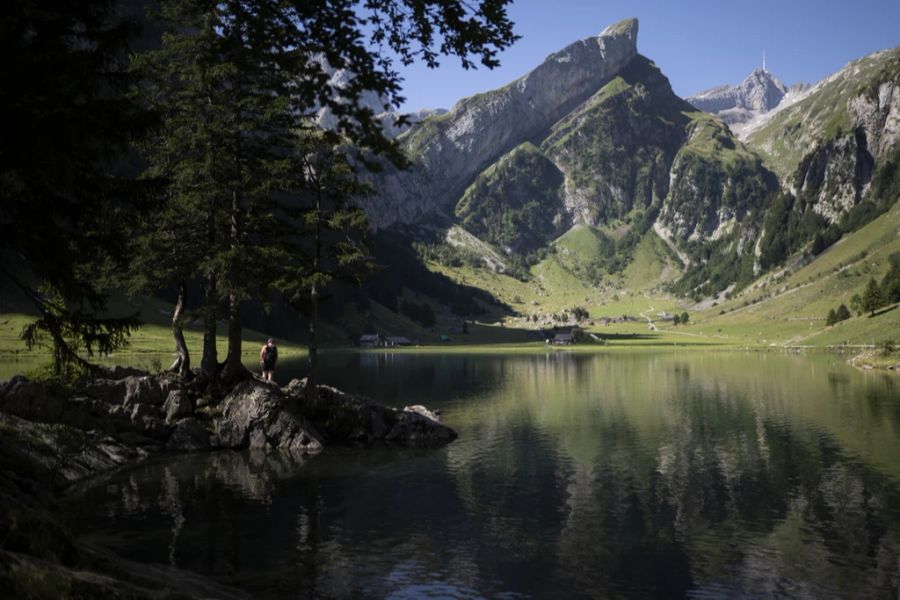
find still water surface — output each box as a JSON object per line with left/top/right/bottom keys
{"left": 63, "top": 351, "right": 900, "bottom": 598}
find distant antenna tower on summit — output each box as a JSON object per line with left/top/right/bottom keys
{"left": 763, "top": 50, "right": 767, "bottom": 72}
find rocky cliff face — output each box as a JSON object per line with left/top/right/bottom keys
{"left": 364, "top": 18, "right": 640, "bottom": 228}
{"left": 313, "top": 59, "right": 447, "bottom": 140}
{"left": 793, "top": 131, "right": 875, "bottom": 223}
{"left": 750, "top": 49, "right": 900, "bottom": 225}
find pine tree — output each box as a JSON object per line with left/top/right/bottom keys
{"left": 861, "top": 277, "right": 884, "bottom": 316}
{"left": 825, "top": 308, "right": 838, "bottom": 326}
{"left": 277, "top": 132, "right": 373, "bottom": 398}
{"left": 132, "top": 0, "right": 516, "bottom": 386}
{"left": 134, "top": 0, "right": 299, "bottom": 382}
{"left": 0, "top": 0, "right": 149, "bottom": 376}
{"left": 836, "top": 304, "right": 851, "bottom": 322}
{"left": 881, "top": 252, "right": 900, "bottom": 304}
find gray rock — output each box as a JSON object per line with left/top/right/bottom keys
{"left": 217, "top": 380, "right": 323, "bottom": 452}
{"left": 123, "top": 376, "right": 164, "bottom": 407}
{"left": 403, "top": 404, "right": 441, "bottom": 422}
{"left": 134, "top": 415, "right": 169, "bottom": 440}
{"left": 287, "top": 382, "right": 457, "bottom": 447}
{"left": 0, "top": 377, "right": 109, "bottom": 431}
{"left": 162, "top": 390, "right": 193, "bottom": 423}
{"left": 82, "top": 378, "right": 128, "bottom": 405}
{"left": 363, "top": 18, "right": 639, "bottom": 229}
{"left": 687, "top": 67, "right": 788, "bottom": 126}
{"left": 130, "top": 402, "right": 159, "bottom": 422}
{"left": 849, "top": 79, "right": 900, "bottom": 161}
{"left": 792, "top": 132, "right": 874, "bottom": 224}
{"left": 166, "top": 418, "right": 210, "bottom": 452}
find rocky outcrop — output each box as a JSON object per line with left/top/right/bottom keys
{"left": 313, "top": 58, "right": 448, "bottom": 139}
{"left": 0, "top": 371, "right": 456, "bottom": 597}
{"left": 162, "top": 389, "right": 193, "bottom": 423}
{"left": 687, "top": 67, "right": 788, "bottom": 130}
{"left": 793, "top": 130, "right": 875, "bottom": 223}
{"left": 540, "top": 54, "right": 688, "bottom": 226}
{"left": 217, "top": 381, "right": 324, "bottom": 452}
{"left": 286, "top": 380, "right": 458, "bottom": 447}
{"left": 849, "top": 78, "right": 900, "bottom": 161}
{"left": 365, "top": 18, "right": 640, "bottom": 228}
{"left": 166, "top": 417, "right": 210, "bottom": 452}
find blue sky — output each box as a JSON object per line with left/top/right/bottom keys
{"left": 393, "top": 0, "right": 900, "bottom": 111}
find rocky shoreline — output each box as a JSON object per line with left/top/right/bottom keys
{"left": 0, "top": 369, "right": 456, "bottom": 598}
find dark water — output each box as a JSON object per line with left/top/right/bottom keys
{"left": 62, "top": 351, "right": 900, "bottom": 599}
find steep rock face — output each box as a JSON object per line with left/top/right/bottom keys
{"left": 792, "top": 131, "right": 875, "bottom": 223}
{"left": 313, "top": 59, "right": 448, "bottom": 140}
{"left": 687, "top": 67, "right": 787, "bottom": 130}
{"left": 365, "top": 18, "right": 640, "bottom": 228}
{"left": 540, "top": 55, "right": 689, "bottom": 225}
{"left": 849, "top": 78, "right": 900, "bottom": 160}
{"left": 660, "top": 118, "right": 776, "bottom": 240}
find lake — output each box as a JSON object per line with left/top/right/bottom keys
{"left": 61, "top": 351, "right": 900, "bottom": 598}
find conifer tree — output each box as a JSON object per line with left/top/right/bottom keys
{"left": 133, "top": 0, "right": 516, "bottom": 386}
{"left": 0, "top": 0, "right": 149, "bottom": 376}
{"left": 862, "top": 277, "right": 884, "bottom": 316}
{"left": 277, "top": 131, "right": 373, "bottom": 397}
{"left": 134, "top": 0, "right": 299, "bottom": 381}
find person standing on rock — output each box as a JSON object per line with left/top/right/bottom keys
{"left": 259, "top": 339, "right": 278, "bottom": 382}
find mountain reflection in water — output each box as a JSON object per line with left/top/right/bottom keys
{"left": 62, "top": 352, "right": 900, "bottom": 599}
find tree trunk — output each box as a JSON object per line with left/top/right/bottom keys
{"left": 307, "top": 282, "right": 319, "bottom": 398}
{"left": 222, "top": 292, "right": 247, "bottom": 382}
{"left": 222, "top": 190, "right": 248, "bottom": 383}
{"left": 306, "top": 188, "right": 322, "bottom": 401}
{"left": 169, "top": 280, "right": 191, "bottom": 379}
{"left": 200, "top": 275, "right": 218, "bottom": 378}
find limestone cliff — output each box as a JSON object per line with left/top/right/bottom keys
{"left": 364, "top": 18, "right": 640, "bottom": 228}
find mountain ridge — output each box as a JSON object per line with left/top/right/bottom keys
{"left": 363, "top": 17, "right": 640, "bottom": 229}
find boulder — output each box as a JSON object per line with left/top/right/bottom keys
{"left": 403, "top": 404, "right": 441, "bottom": 422}
{"left": 130, "top": 403, "right": 159, "bottom": 422}
{"left": 166, "top": 418, "right": 210, "bottom": 452}
{"left": 162, "top": 390, "right": 193, "bottom": 423}
{"left": 0, "top": 377, "right": 110, "bottom": 431}
{"left": 217, "top": 381, "right": 323, "bottom": 452}
{"left": 123, "top": 376, "right": 165, "bottom": 407}
{"left": 82, "top": 378, "right": 129, "bottom": 405}
{"left": 286, "top": 381, "right": 457, "bottom": 448}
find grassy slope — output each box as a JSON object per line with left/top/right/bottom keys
{"left": 680, "top": 201, "right": 900, "bottom": 345}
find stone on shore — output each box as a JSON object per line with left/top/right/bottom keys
{"left": 162, "top": 389, "right": 194, "bottom": 423}
{"left": 285, "top": 380, "right": 457, "bottom": 447}
{"left": 217, "top": 380, "right": 324, "bottom": 453}
{"left": 166, "top": 417, "right": 211, "bottom": 452}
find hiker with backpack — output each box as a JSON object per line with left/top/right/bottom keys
{"left": 259, "top": 338, "right": 278, "bottom": 382}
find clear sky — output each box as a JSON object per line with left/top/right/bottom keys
{"left": 394, "top": 0, "right": 900, "bottom": 111}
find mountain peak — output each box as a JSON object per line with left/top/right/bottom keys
{"left": 601, "top": 17, "right": 638, "bottom": 39}
{"left": 686, "top": 65, "right": 788, "bottom": 131}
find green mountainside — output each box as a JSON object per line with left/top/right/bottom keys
{"left": 455, "top": 142, "right": 566, "bottom": 253}
{"left": 351, "top": 30, "right": 900, "bottom": 348}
